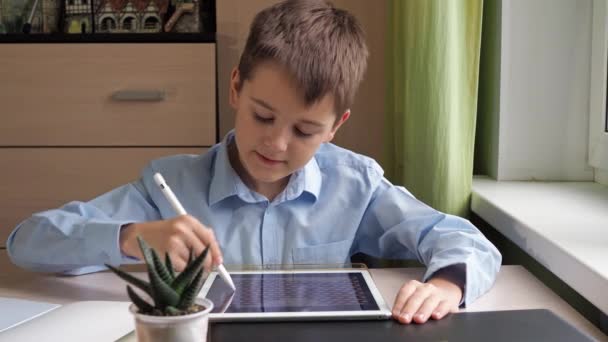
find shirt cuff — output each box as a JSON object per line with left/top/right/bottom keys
{"left": 117, "top": 223, "right": 142, "bottom": 263}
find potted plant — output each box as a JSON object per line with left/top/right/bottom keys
{"left": 106, "top": 236, "right": 214, "bottom": 342}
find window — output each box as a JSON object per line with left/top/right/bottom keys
{"left": 122, "top": 17, "right": 136, "bottom": 31}
{"left": 605, "top": 69, "right": 608, "bottom": 133}
{"left": 589, "top": 0, "right": 608, "bottom": 178}
{"left": 100, "top": 17, "right": 116, "bottom": 32}
{"left": 143, "top": 17, "right": 160, "bottom": 31}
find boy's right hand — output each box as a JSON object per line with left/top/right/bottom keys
{"left": 118, "top": 215, "right": 223, "bottom": 272}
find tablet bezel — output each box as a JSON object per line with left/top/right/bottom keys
{"left": 199, "top": 268, "right": 393, "bottom": 322}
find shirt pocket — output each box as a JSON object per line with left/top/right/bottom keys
{"left": 292, "top": 239, "right": 352, "bottom": 265}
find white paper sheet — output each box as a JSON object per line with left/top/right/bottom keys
{"left": 0, "top": 301, "right": 134, "bottom": 342}
{"left": 0, "top": 297, "right": 60, "bottom": 333}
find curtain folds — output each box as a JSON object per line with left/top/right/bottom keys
{"left": 385, "top": 0, "right": 484, "bottom": 216}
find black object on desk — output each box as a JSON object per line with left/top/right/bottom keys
{"left": 210, "top": 309, "right": 596, "bottom": 342}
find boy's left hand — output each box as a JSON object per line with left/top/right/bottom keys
{"left": 392, "top": 276, "right": 462, "bottom": 324}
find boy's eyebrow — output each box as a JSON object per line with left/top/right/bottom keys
{"left": 251, "top": 97, "right": 277, "bottom": 112}
{"left": 298, "top": 119, "right": 324, "bottom": 127}
{"left": 250, "top": 97, "right": 325, "bottom": 127}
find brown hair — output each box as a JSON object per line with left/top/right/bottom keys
{"left": 237, "top": 0, "right": 369, "bottom": 116}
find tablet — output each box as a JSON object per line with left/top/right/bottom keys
{"left": 199, "top": 269, "right": 393, "bottom": 322}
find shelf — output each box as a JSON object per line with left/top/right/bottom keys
{"left": 0, "top": 32, "right": 216, "bottom": 44}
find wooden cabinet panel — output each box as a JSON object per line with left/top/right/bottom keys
{"left": 0, "top": 44, "right": 216, "bottom": 146}
{"left": 0, "top": 147, "right": 207, "bottom": 246}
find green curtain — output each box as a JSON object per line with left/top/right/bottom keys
{"left": 385, "top": 0, "right": 484, "bottom": 217}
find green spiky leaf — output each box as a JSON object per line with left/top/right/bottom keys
{"left": 165, "top": 253, "right": 175, "bottom": 279}
{"left": 177, "top": 267, "right": 204, "bottom": 310}
{"left": 148, "top": 261, "right": 180, "bottom": 310}
{"left": 151, "top": 248, "right": 174, "bottom": 284}
{"left": 127, "top": 285, "right": 154, "bottom": 313}
{"left": 108, "top": 236, "right": 211, "bottom": 316}
{"left": 136, "top": 236, "right": 155, "bottom": 267}
{"left": 105, "top": 263, "right": 151, "bottom": 296}
{"left": 171, "top": 247, "right": 209, "bottom": 295}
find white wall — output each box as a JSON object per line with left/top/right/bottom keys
{"left": 589, "top": 0, "right": 608, "bottom": 185}
{"left": 497, "top": 0, "right": 594, "bottom": 180}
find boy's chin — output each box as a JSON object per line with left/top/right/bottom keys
{"left": 250, "top": 170, "right": 291, "bottom": 185}
{"left": 253, "top": 173, "right": 289, "bottom": 184}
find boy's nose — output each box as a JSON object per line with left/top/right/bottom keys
{"left": 264, "top": 128, "right": 289, "bottom": 152}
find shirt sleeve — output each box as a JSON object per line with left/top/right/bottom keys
{"left": 6, "top": 178, "right": 161, "bottom": 275}
{"left": 352, "top": 177, "right": 502, "bottom": 306}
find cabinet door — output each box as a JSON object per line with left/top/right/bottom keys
{"left": 0, "top": 44, "right": 216, "bottom": 146}
{"left": 0, "top": 148, "right": 207, "bottom": 246}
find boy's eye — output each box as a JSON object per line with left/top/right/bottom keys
{"left": 253, "top": 112, "right": 314, "bottom": 138}
{"left": 294, "top": 128, "right": 313, "bottom": 138}
{"left": 253, "top": 113, "right": 273, "bottom": 124}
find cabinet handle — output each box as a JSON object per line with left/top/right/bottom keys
{"left": 111, "top": 90, "right": 166, "bottom": 102}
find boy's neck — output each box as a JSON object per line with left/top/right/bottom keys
{"left": 227, "top": 139, "right": 289, "bottom": 201}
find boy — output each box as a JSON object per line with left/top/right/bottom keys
{"left": 7, "top": 0, "right": 501, "bottom": 325}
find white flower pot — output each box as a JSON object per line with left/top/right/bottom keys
{"left": 130, "top": 298, "right": 214, "bottom": 342}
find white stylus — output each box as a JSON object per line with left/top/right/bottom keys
{"left": 153, "top": 172, "right": 236, "bottom": 291}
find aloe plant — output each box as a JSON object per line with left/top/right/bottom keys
{"left": 105, "top": 236, "right": 209, "bottom": 316}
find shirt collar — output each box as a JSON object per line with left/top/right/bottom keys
{"left": 209, "top": 132, "right": 240, "bottom": 205}
{"left": 209, "top": 131, "right": 322, "bottom": 205}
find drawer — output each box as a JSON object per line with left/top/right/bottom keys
{"left": 0, "top": 147, "right": 207, "bottom": 246}
{"left": 0, "top": 44, "right": 216, "bottom": 146}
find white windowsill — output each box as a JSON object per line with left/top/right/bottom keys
{"left": 471, "top": 176, "right": 608, "bottom": 314}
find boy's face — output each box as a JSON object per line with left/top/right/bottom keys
{"left": 229, "top": 61, "right": 349, "bottom": 194}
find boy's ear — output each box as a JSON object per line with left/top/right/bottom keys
{"left": 326, "top": 110, "right": 350, "bottom": 142}
{"left": 229, "top": 67, "right": 241, "bottom": 109}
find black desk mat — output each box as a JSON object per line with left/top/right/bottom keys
{"left": 210, "top": 309, "right": 597, "bottom": 342}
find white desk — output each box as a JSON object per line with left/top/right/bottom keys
{"left": 0, "top": 251, "right": 606, "bottom": 341}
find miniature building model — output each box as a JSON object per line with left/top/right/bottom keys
{"left": 1, "top": 0, "right": 207, "bottom": 34}
{"left": 94, "top": 0, "right": 169, "bottom": 33}
{"left": 65, "top": 0, "right": 93, "bottom": 33}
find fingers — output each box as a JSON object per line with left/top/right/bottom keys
{"left": 169, "top": 215, "right": 222, "bottom": 268}
{"left": 166, "top": 236, "right": 190, "bottom": 272}
{"left": 177, "top": 222, "right": 206, "bottom": 257}
{"left": 397, "top": 282, "right": 434, "bottom": 324}
{"left": 413, "top": 295, "right": 441, "bottom": 323}
{"left": 130, "top": 215, "right": 222, "bottom": 272}
{"left": 392, "top": 281, "right": 460, "bottom": 325}
{"left": 188, "top": 218, "right": 223, "bottom": 265}
{"left": 392, "top": 281, "right": 418, "bottom": 322}
{"left": 430, "top": 300, "right": 454, "bottom": 320}
{"left": 202, "top": 249, "right": 213, "bottom": 271}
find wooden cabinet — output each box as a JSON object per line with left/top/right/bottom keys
{"left": 0, "top": 44, "right": 216, "bottom": 146}
{"left": 0, "top": 43, "right": 217, "bottom": 246}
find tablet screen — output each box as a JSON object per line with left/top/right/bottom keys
{"left": 206, "top": 272, "right": 380, "bottom": 314}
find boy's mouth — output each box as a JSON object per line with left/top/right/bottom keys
{"left": 255, "top": 151, "right": 284, "bottom": 165}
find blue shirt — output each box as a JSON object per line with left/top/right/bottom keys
{"left": 7, "top": 132, "right": 501, "bottom": 305}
